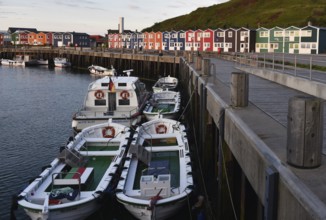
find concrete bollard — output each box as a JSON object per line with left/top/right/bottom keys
{"left": 202, "top": 59, "right": 211, "bottom": 76}
{"left": 231, "top": 72, "right": 249, "bottom": 107}
{"left": 287, "top": 96, "right": 323, "bottom": 168}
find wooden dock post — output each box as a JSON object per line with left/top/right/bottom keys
{"left": 231, "top": 72, "right": 249, "bottom": 107}
{"left": 202, "top": 58, "right": 211, "bottom": 76}
{"left": 196, "top": 55, "right": 202, "bottom": 71}
{"left": 188, "top": 52, "right": 193, "bottom": 63}
{"left": 287, "top": 96, "right": 323, "bottom": 168}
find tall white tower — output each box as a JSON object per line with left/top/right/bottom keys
{"left": 119, "top": 17, "right": 124, "bottom": 34}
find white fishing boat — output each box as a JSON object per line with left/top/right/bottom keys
{"left": 116, "top": 117, "right": 194, "bottom": 220}
{"left": 17, "top": 120, "right": 131, "bottom": 220}
{"left": 152, "top": 75, "right": 178, "bottom": 93}
{"left": 143, "top": 91, "right": 181, "bottom": 121}
{"left": 72, "top": 69, "right": 151, "bottom": 134}
{"left": 54, "top": 58, "right": 71, "bottom": 67}
{"left": 88, "top": 65, "right": 116, "bottom": 76}
{"left": 1, "top": 55, "right": 25, "bottom": 66}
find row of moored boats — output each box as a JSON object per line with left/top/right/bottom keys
{"left": 16, "top": 67, "right": 194, "bottom": 220}
{"left": 0, "top": 55, "right": 71, "bottom": 67}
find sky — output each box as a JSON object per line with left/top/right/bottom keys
{"left": 0, "top": 0, "right": 229, "bottom": 35}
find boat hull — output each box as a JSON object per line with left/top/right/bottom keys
{"left": 118, "top": 196, "right": 189, "bottom": 220}
{"left": 1, "top": 59, "right": 25, "bottom": 66}
{"left": 22, "top": 198, "right": 100, "bottom": 220}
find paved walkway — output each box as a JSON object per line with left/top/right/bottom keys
{"left": 206, "top": 57, "right": 326, "bottom": 153}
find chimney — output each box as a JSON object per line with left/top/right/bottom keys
{"left": 308, "top": 21, "right": 312, "bottom": 26}
{"left": 119, "top": 17, "right": 124, "bottom": 34}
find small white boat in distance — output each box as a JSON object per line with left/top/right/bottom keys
{"left": 72, "top": 69, "right": 151, "bottom": 134}
{"left": 17, "top": 120, "right": 131, "bottom": 220}
{"left": 88, "top": 65, "right": 116, "bottom": 76}
{"left": 143, "top": 91, "right": 181, "bottom": 121}
{"left": 152, "top": 75, "right": 178, "bottom": 93}
{"left": 116, "top": 117, "right": 194, "bottom": 220}
{"left": 1, "top": 55, "right": 25, "bottom": 66}
{"left": 54, "top": 58, "right": 71, "bottom": 67}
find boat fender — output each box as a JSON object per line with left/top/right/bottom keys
{"left": 120, "top": 90, "right": 130, "bottom": 100}
{"left": 156, "top": 124, "right": 167, "bottom": 134}
{"left": 102, "top": 126, "right": 115, "bottom": 138}
{"left": 94, "top": 90, "right": 105, "bottom": 99}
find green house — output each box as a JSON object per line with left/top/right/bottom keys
{"left": 284, "top": 26, "right": 300, "bottom": 54}
{"left": 269, "top": 26, "right": 284, "bottom": 53}
{"left": 255, "top": 27, "right": 269, "bottom": 53}
{"left": 300, "top": 25, "right": 326, "bottom": 54}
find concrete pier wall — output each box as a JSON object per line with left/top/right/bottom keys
{"left": 179, "top": 57, "right": 326, "bottom": 220}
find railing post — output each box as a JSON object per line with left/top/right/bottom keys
{"left": 231, "top": 72, "right": 249, "bottom": 107}
{"left": 310, "top": 56, "right": 312, "bottom": 80}
{"left": 282, "top": 53, "right": 285, "bottom": 71}
{"left": 294, "top": 54, "right": 297, "bottom": 76}
{"left": 287, "top": 96, "right": 323, "bottom": 168}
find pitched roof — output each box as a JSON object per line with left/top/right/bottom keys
{"left": 8, "top": 27, "right": 37, "bottom": 33}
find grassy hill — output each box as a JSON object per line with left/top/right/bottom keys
{"left": 142, "top": 0, "right": 326, "bottom": 32}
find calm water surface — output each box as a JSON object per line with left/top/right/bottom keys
{"left": 0, "top": 66, "right": 193, "bottom": 220}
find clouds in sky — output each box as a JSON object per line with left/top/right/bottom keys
{"left": 0, "top": 0, "right": 229, "bottom": 34}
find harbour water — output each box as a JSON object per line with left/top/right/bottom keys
{"left": 0, "top": 65, "right": 193, "bottom": 220}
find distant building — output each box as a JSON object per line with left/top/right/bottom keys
{"left": 72, "top": 32, "right": 90, "bottom": 47}
{"left": 90, "top": 35, "right": 106, "bottom": 47}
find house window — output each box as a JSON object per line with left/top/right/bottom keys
{"left": 228, "top": 32, "right": 233, "bottom": 38}
{"left": 217, "top": 32, "right": 224, "bottom": 37}
{"left": 259, "top": 31, "right": 268, "bottom": 37}
{"left": 241, "top": 31, "right": 248, "bottom": 37}
{"left": 204, "top": 32, "right": 210, "bottom": 37}
{"left": 274, "top": 31, "right": 283, "bottom": 37}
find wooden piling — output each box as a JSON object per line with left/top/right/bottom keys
{"left": 231, "top": 72, "right": 249, "bottom": 107}
{"left": 202, "top": 58, "right": 211, "bottom": 76}
{"left": 287, "top": 96, "right": 323, "bottom": 168}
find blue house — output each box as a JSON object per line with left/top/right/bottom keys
{"left": 62, "top": 32, "right": 72, "bottom": 46}
{"left": 169, "top": 30, "right": 178, "bottom": 51}
{"left": 162, "top": 31, "right": 170, "bottom": 51}
{"left": 176, "top": 30, "right": 186, "bottom": 51}
{"left": 52, "top": 32, "right": 63, "bottom": 47}
{"left": 72, "top": 32, "right": 90, "bottom": 47}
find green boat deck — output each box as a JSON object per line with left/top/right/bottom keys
{"left": 49, "top": 156, "right": 113, "bottom": 192}
{"left": 133, "top": 151, "right": 180, "bottom": 189}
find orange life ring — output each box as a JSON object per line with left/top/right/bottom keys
{"left": 156, "top": 124, "right": 167, "bottom": 134}
{"left": 120, "top": 90, "right": 130, "bottom": 100}
{"left": 102, "top": 126, "right": 115, "bottom": 138}
{"left": 94, "top": 90, "right": 105, "bottom": 99}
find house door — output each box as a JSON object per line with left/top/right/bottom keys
{"left": 240, "top": 43, "right": 246, "bottom": 52}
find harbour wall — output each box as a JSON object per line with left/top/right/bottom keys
{"left": 0, "top": 48, "right": 180, "bottom": 79}
{"left": 178, "top": 56, "right": 326, "bottom": 219}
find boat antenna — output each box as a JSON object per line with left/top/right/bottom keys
{"left": 123, "top": 69, "right": 133, "bottom": 77}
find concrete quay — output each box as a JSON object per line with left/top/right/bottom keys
{"left": 179, "top": 56, "right": 326, "bottom": 219}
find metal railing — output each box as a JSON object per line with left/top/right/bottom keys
{"left": 232, "top": 52, "right": 326, "bottom": 83}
